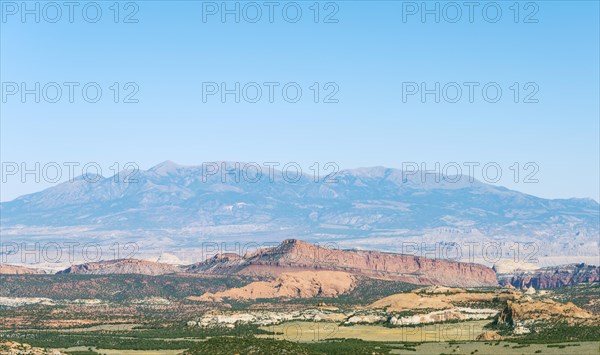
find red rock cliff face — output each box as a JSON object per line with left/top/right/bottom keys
{"left": 499, "top": 263, "right": 600, "bottom": 289}
{"left": 187, "top": 239, "right": 498, "bottom": 287}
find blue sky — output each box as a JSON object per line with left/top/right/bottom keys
{"left": 1, "top": 0, "right": 599, "bottom": 201}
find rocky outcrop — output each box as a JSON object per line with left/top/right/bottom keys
{"left": 190, "top": 309, "right": 346, "bottom": 328}
{"left": 497, "top": 298, "right": 596, "bottom": 327}
{"left": 369, "top": 288, "right": 519, "bottom": 312}
{"left": 185, "top": 253, "right": 247, "bottom": 274}
{"left": 0, "top": 297, "right": 54, "bottom": 307}
{"left": 0, "top": 341, "right": 65, "bottom": 355}
{"left": 492, "top": 260, "right": 538, "bottom": 274}
{"left": 388, "top": 307, "right": 498, "bottom": 326}
{"left": 499, "top": 263, "right": 599, "bottom": 289}
{"left": 190, "top": 271, "right": 355, "bottom": 302}
{"left": 476, "top": 331, "right": 502, "bottom": 341}
{"left": 57, "top": 258, "right": 182, "bottom": 275}
{"left": 414, "top": 285, "right": 466, "bottom": 294}
{"left": 0, "top": 264, "right": 45, "bottom": 274}
{"left": 344, "top": 314, "right": 387, "bottom": 324}
{"left": 186, "top": 239, "right": 498, "bottom": 287}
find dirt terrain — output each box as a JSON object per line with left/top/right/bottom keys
{"left": 368, "top": 286, "right": 518, "bottom": 312}
{"left": 0, "top": 265, "right": 44, "bottom": 275}
{"left": 190, "top": 270, "right": 356, "bottom": 302}
{"left": 0, "top": 341, "right": 65, "bottom": 355}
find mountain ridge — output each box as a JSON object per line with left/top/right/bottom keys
{"left": 1, "top": 161, "right": 598, "bottom": 263}
{"left": 42, "top": 239, "right": 498, "bottom": 287}
{"left": 185, "top": 239, "right": 499, "bottom": 287}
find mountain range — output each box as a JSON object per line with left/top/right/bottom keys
{"left": 1, "top": 161, "right": 598, "bottom": 265}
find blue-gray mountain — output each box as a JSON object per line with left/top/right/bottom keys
{"left": 1, "top": 161, "right": 598, "bottom": 262}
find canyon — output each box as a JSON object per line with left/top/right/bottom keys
{"left": 498, "top": 263, "right": 600, "bottom": 289}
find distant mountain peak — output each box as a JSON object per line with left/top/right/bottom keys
{"left": 149, "top": 160, "right": 182, "bottom": 175}
{"left": 281, "top": 238, "right": 307, "bottom": 246}
{"left": 272, "top": 238, "right": 319, "bottom": 255}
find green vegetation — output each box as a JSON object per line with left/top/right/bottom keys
{"left": 183, "top": 337, "right": 410, "bottom": 355}
{"left": 0, "top": 331, "right": 194, "bottom": 350}
{"left": 335, "top": 277, "right": 420, "bottom": 304}
{"left": 1, "top": 276, "right": 598, "bottom": 353}
{"left": 183, "top": 337, "right": 315, "bottom": 355}
{"left": 0, "top": 324, "right": 271, "bottom": 350}
{"left": 279, "top": 277, "right": 419, "bottom": 308}
{"left": 547, "top": 343, "right": 581, "bottom": 348}
{"left": 226, "top": 277, "right": 419, "bottom": 310}
{"left": 549, "top": 283, "right": 600, "bottom": 313}
{"left": 119, "top": 323, "right": 273, "bottom": 339}
{"left": 0, "top": 274, "right": 252, "bottom": 301}
{"left": 514, "top": 323, "right": 600, "bottom": 344}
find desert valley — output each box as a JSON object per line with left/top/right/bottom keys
{"left": 0, "top": 240, "right": 598, "bottom": 354}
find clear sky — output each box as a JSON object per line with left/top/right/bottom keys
{"left": 1, "top": 0, "right": 599, "bottom": 202}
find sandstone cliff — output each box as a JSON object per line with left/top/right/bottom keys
{"left": 497, "top": 298, "right": 596, "bottom": 326}
{"left": 369, "top": 287, "right": 519, "bottom": 312}
{"left": 499, "top": 263, "right": 599, "bottom": 289}
{"left": 190, "top": 270, "right": 355, "bottom": 302}
{"left": 186, "top": 239, "right": 498, "bottom": 287}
